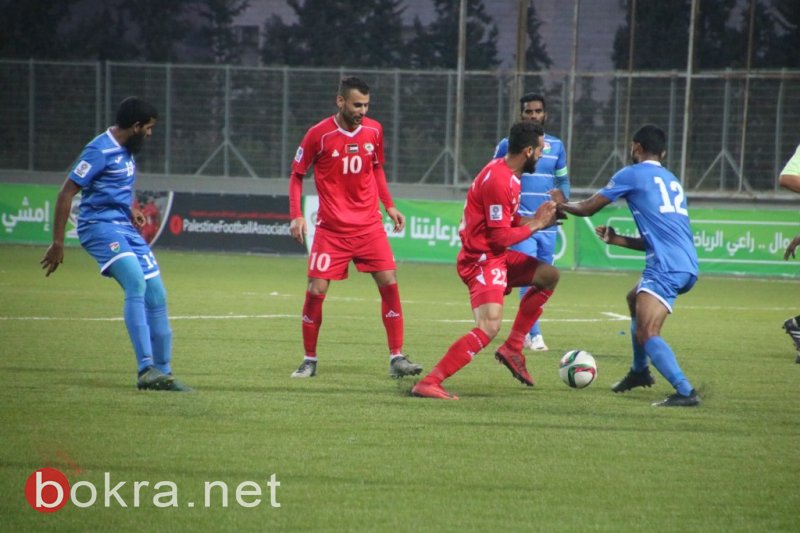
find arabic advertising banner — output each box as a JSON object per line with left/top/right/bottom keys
{"left": 0, "top": 184, "right": 80, "bottom": 245}
{"left": 301, "top": 196, "right": 575, "bottom": 267}
{"left": 574, "top": 205, "right": 800, "bottom": 277}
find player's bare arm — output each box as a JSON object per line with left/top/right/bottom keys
{"left": 558, "top": 192, "right": 611, "bottom": 218}
{"left": 784, "top": 235, "right": 800, "bottom": 260}
{"left": 41, "top": 178, "right": 80, "bottom": 277}
{"left": 779, "top": 173, "right": 800, "bottom": 193}
{"left": 290, "top": 217, "right": 307, "bottom": 245}
{"left": 594, "top": 225, "right": 645, "bottom": 251}
{"left": 386, "top": 206, "right": 405, "bottom": 233}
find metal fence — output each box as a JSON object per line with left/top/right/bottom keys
{"left": 1, "top": 59, "right": 799, "bottom": 194}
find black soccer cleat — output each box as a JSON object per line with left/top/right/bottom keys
{"left": 783, "top": 317, "right": 800, "bottom": 352}
{"left": 611, "top": 367, "right": 655, "bottom": 393}
{"left": 652, "top": 389, "right": 700, "bottom": 407}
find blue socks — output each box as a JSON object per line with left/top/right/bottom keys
{"left": 145, "top": 276, "right": 172, "bottom": 375}
{"left": 109, "top": 258, "right": 153, "bottom": 372}
{"left": 644, "top": 336, "right": 693, "bottom": 396}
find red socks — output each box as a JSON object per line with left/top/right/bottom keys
{"left": 425, "top": 328, "right": 490, "bottom": 384}
{"left": 379, "top": 283, "right": 404, "bottom": 355}
{"left": 302, "top": 291, "right": 325, "bottom": 357}
{"left": 503, "top": 288, "right": 553, "bottom": 353}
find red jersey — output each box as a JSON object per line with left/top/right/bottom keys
{"left": 291, "top": 115, "right": 391, "bottom": 235}
{"left": 459, "top": 157, "right": 525, "bottom": 258}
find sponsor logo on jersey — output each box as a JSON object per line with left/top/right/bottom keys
{"left": 294, "top": 147, "right": 304, "bottom": 162}
{"left": 364, "top": 143, "right": 374, "bottom": 153}
{"left": 114, "top": 156, "right": 123, "bottom": 164}
{"left": 332, "top": 149, "right": 339, "bottom": 158}
{"left": 346, "top": 144, "right": 358, "bottom": 154}
{"left": 109, "top": 241, "right": 120, "bottom": 253}
{"left": 489, "top": 204, "right": 502, "bottom": 221}
{"left": 543, "top": 141, "right": 551, "bottom": 153}
{"left": 73, "top": 160, "right": 92, "bottom": 178}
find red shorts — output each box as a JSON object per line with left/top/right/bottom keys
{"left": 456, "top": 249, "right": 541, "bottom": 308}
{"left": 308, "top": 228, "right": 396, "bottom": 280}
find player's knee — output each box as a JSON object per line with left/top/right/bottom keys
{"left": 476, "top": 318, "right": 502, "bottom": 339}
{"left": 145, "top": 277, "right": 167, "bottom": 308}
{"left": 534, "top": 264, "right": 560, "bottom": 291}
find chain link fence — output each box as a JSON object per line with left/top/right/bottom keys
{"left": 1, "top": 59, "right": 799, "bottom": 194}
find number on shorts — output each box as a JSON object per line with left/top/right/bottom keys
{"left": 491, "top": 268, "right": 507, "bottom": 287}
{"left": 141, "top": 252, "right": 158, "bottom": 269}
{"left": 310, "top": 252, "right": 331, "bottom": 272}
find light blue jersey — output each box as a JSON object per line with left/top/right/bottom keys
{"left": 493, "top": 133, "right": 570, "bottom": 228}
{"left": 599, "top": 160, "right": 698, "bottom": 276}
{"left": 69, "top": 129, "right": 137, "bottom": 226}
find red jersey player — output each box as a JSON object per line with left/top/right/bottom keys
{"left": 288, "top": 76, "right": 422, "bottom": 379}
{"left": 412, "top": 122, "right": 560, "bottom": 400}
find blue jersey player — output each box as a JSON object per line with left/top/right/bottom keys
{"left": 493, "top": 93, "right": 569, "bottom": 351}
{"left": 40, "top": 97, "right": 190, "bottom": 392}
{"left": 558, "top": 125, "right": 700, "bottom": 407}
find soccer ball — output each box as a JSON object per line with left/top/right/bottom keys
{"left": 559, "top": 350, "right": 597, "bottom": 389}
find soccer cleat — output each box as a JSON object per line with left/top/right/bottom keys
{"left": 652, "top": 389, "right": 700, "bottom": 407}
{"left": 529, "top": 334, "right": 548, "bottom": 351}
{"left": 783, "top": 317, "right": 800, "bottom": 352}
{"left": 291, "top": 359, "right": 317, "bottom": 378}
{"left": 523, "top": 334, "right": 534, "bottom": 350}
{"left": 494, "top": 345, "right": 534, "bottom": 386}
{"left": 411, "top": 380, "right": 458, "bottom": 400}
{"left": 164, "top": 375, "right": 193, "bottom": 392}
{"left": 137, "top": 366, "right": 176, "bottom": 391}
{"left": 388, "top": 355, "right": 423, "bottom": 378}
{"left": 610, "top": 367, "right": 655, "bottom": 393}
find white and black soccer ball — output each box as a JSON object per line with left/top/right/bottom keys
{"left": 559, "top": 350, "right": 597, "bottom": 389}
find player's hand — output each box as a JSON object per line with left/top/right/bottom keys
{"left": 386, "top": 207, "right": 405, "bottom": 233}
{"left": 290, "top": 217, "right": 307, "bottom": 245}
{"left": 132, "top": 208, "right": 145, "bottom": 229}
{"left": 548, "top": 189, "right": 567, "bottom": 204}
{"left": 529, "top": 201, "right": 557, "bottom": 230}
{"left": 40, "top": 242, "right": 64, "bottom": 277}
{"left": 784, "top": 234, "right": 800, "bottom": 260}
{"left": 595, "top": 225, "right": 617, "bottom": 244}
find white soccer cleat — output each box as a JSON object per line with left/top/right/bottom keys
{"left": 529, "top": 334, "right": 548, "bottom": 351}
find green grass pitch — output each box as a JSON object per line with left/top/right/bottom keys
{"left": 1, "top": 244, "right": 799, "bottom": 531}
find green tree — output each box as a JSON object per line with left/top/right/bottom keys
{"left": 195, "top": 0, "right": 251, "bottom": 64}
{"left": 261, "top": 0, "right": 407, "bottom": 68}
{"left": 121, "top": 0, "right": 196, "bottom": 62}
{"left": 407, "top": 0, "right": 500, "bottom": 70}
{"left": 525, "top": 2, "right": 552, "bottom": 71}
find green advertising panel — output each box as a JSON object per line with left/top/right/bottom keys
{"left": 575, "top": 204, "right": 800, "bottom": 278}
{"left": 0, "top": 183, "right": 80, "bottom": 246}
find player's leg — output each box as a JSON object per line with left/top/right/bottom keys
{"left": 509, "top": 238, "right": 539, "bottom": 350}
{"left": 143, "top": 275, "right": 191, "bottom": 391}
{"left": 106, "top": 256, "right": 153, "bottom": 373}
{"left": 782, "top": 314, "right": 800, "bottom": 362}
{"left": 412, "top": 302, "right": 499, "bottom": 400}
{"left": 413, "top": 255, "right": 504, "bottom": 399}
{"left": 635, "top": 273, "right": 699, "bottom": 407}
{"left": 528, "top": 232, "right": 556, "bottom": 350}
{"left": 610, "top": 282, "right": 656, "bottom": 393}
{"left": 498, "top": 252, "right": 558, "bottom": 357}
{"left": 292, "top": 230, "right": 346, "bottom": 378}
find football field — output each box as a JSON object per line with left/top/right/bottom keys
{"left": 1, "top": 244, "right": 798, "bottom": 531}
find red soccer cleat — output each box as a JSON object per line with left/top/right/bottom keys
{"left": 411, "top": 380, "right": 459, "bottom": 400}
{"left": 495, "top": 345, "right": 535, "bottom": 386}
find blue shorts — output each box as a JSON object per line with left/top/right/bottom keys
{"left": 510, "top": 230, "right": 556, "bottom": 265}
{"left": 78, "top": 222, "right": 160, "bottom": 279}
{"left": 636, "top": 268, "right": 697, "bottom": 313}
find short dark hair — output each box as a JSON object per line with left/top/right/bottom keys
{"left": 507, "top": 122, "right": 544, "bottom": 155}
{"left": 632, "top": 124, "right": 666, "bottom": 155}
{"left": 338, "top": 76, "right": 370, "bottom": 98}
{"left": 115, "top": 97, "right": 158, "bottom": 129}
{"left": 520, "top": 92, "right": 545, "bottom": 113}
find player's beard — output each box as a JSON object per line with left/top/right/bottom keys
{"left": 523, "top": 153, "right": 537, "bottom": 174}
{"left": 126, "top": 132, "right": 145, "bottom": 154}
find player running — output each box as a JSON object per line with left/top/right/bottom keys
{"left": 557, "top": 124, "right": 700, "bottom": 407}
{"left": 288, "top": 76, "right": 421, "bottom": 379}
{"left": 412, "top": 122, "right": 560, "bottom": 400}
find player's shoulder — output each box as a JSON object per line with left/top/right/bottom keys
{"left": 360, "top": 116, "right": 383, "bottom": 136}
{"left": 307, "top": 116, "right": 338, "bottom": 135}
